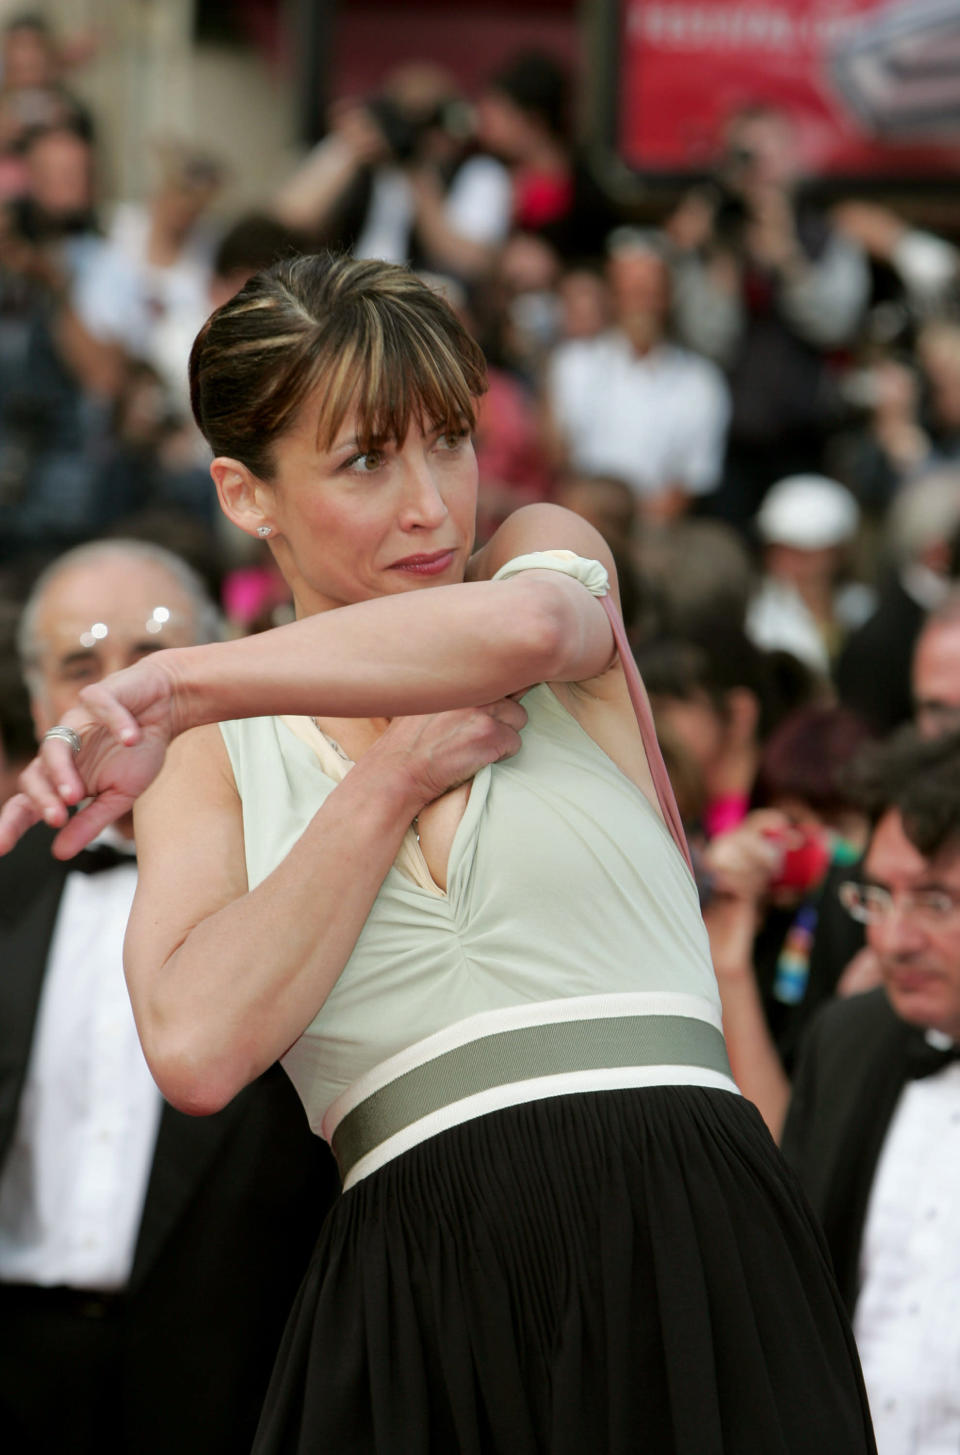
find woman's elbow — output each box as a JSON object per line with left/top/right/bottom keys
{"left": 500, "top": 579, "right": 573, "bottom": 679}
{"left": 141, "top": 1027, "right": 247, "bottom": 1117}
{"left": 506, "top": 577, "right": 609, "bottom": 682}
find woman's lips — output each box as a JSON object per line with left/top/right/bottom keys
{"left": 387, "top": 550, "right": 456, "bottom": 576}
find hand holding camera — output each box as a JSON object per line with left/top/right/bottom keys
{"left": 328, "top": 99, "right": 395, "bottom": 169}
{"left": 761, "top": 821, "right": 831, "bottom": 895}
{"left": 703, "top": 810, "right": 831, "bottom": 902}
{"left": 334, "top": 90, "right": 470, "bottom": 171}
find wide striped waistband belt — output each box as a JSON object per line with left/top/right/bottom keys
{"left": 323, "top": 993, "right": 739, "bottom": 1189}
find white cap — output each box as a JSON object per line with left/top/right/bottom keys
{"left": 755, "top": 474, "right": 860, "bottom": 550}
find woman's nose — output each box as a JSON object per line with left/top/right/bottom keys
{"left": 399, "top": 456, "right": 448, "bottom": 528}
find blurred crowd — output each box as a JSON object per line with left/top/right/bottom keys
{"left": 3, "top": 12, "right": 960, "bottom": 1451}
{"left": 2, "top": 16, "right": 960, "bottom": 980}
{"left": 1, "top": 17, "right": 959, "bottom": 962}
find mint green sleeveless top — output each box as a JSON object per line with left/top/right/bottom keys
{"left": 219, "top": 684, "right": 721, "bottom": 1132}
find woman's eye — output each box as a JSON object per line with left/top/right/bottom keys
{"left": 348, "top": 449, "right": 384, "bottom": 473}
{"left": 437, "top": 429, "right": 468, "bottom": 451}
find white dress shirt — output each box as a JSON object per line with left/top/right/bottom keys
{"left": 355, "top": 155, "right": 511, "bottom": 265}
{"left": 73, "top": 204, "right": 213, "bottom": 417}
{"left": 546, "top": 331, "right": 731, "bottom": 499}
{"left": 853, "top": 1059, "right": 960, "bottom": 1455}
{"left": 0, "top": 850, "right": 162, "bottom": 1290}
{"left": 746, "top": 577, "right": 877, "bottom": 675}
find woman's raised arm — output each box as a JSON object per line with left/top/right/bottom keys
{"left": 165, "top": 507, "right": 617, "bottom": 726}
{"left": 0, "top": 507, "right": 617, "bottom": 857}
{"left": 125, "top": 697, "right": 527, "bottom": 1116}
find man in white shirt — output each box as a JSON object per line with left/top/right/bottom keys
{"left": 782, "top": 727, "right": 960, "bottom": 1455}
{"left": 73, "top": 145, "right": 223, "bottom": 420}
{"left": 271, "top": 66, "right": 511, "bottom": 283}
{"left": 0, "top": 540, "right": 333, "bottom": 1455}
{"left": 544, "top": 228, "right": 731, "bottom": 522}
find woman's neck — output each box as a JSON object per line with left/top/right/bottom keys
{"left": 311, "top": 715, "right": 391, "bottom": 761}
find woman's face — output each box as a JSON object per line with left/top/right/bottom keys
{"left": 260, "top": 401, "right": 479, "bottom": 616}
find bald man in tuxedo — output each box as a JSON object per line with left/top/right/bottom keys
{"left": 0, "top": 539, "right": 336, "bottom": 1455}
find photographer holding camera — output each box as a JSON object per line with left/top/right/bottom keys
{"left": 668, "top": 104, "right": 870, "bottom": 528}
{"left": 272, "top": 63, "right": 511, "bottom": 282}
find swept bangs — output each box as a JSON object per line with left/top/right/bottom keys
{"left": 190, "top": 254, "right": 488, "bottom": 479}
{"left": 310, "top": 290, "right": 487, "bottom": 452}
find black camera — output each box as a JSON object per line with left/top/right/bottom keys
{"left": 703, "top": 178, "right": 749, "bottom": 242}
{"left": 364, "top": 94, "right": 472, "bottom": 165}
{"left": 704, "top": 144, "right": 760, "bottom": 241}
{"left": 364, "top": 96, "right": 421, "bottom": 164}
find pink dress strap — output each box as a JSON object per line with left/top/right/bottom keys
{"left": 490, "top": 549, "right": 693, "bottom": 876}
{"left": 597, "top": 593, "right": 694, "bottom": 877}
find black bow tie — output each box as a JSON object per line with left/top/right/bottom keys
{"left": 904, "top": 1031, "right": 960, "bottom": 1080}
{"left": 70, "top": 844, "right": 135, "bottom": 875}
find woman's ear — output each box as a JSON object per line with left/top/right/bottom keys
{"left": 210, "top": 457, "right": 275, "bottom": 539}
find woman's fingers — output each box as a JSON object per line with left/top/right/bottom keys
{"left": 38, "top": 734, "right": 87, "bottom": 804}
{"left": 485, "top": 697, "right": 528, "bottom": 733}
{"left": 0, "top": 792, "right": 42, "bottom": 853}
{"left": 17, "top": 755, "right": 73, "bottom": 827}
{"left": 380, "top": 698, "right": 529, "bottom": 804}
{"left": 51, "top": 791, "right": 132, "bottom": 859}
{"left": 0, "top": 738, "right": 90, "bottom": 853}
{"left": 491, "top": 726, "right": 523, "bottom": 763}
{"left": 462, "top": 700, "right": 527, "bottom": 763}
{"left": 79, "top": 680, "right": 143, "bottom": 746}
{"left": 0, "top": 663, "right": 173, "bottom": 863}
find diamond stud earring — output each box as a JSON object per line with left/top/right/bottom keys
{"left": 256, "top": 525, "right": 273, "bottom": 538}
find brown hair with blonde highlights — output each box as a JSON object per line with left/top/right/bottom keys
{"left": 189, "top": 253, "right": 488, "bottom": 479}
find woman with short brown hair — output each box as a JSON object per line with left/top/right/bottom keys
{"left": 1, "top": 254, "right": 875, "bottom": 1454}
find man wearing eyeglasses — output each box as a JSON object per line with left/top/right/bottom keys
{"left": 781, "top": 726, "right": 960, "bottom": 1455}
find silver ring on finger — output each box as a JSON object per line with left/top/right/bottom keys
{"left": 43, "top": 725, "right": 82, "bottom": 754}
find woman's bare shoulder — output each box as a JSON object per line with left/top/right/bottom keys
{"left": 136, "top": 721, "right": 240, "bottom": 834}
{"left": 129, "top": 722, "right": 247, "bottom": 953}
{"left": 466, "top": 503, "right": 619, "bottom": 591}
{"left": 164, "top": 720, "right": 239, "bottom": 780}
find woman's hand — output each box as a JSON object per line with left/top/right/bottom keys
{"left": 0, "top": 654, "right": 180, "bottom": 858}
{"left": 370, "top": 697, "right": 528, "bottom": 811}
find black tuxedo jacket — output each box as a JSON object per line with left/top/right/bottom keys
{"left": 780, "top": 987, "right": 913, "bottom": 1316}
{"left": 0, "top": 826, "right": 338, "bottom": 1455}
{"left": 835, "top": 571, "right": 925, "bottom": 737}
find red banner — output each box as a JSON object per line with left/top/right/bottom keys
{"left": 619, "top": 0, "right": 960, "bottom": 179}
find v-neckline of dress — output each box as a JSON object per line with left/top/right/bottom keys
{"left": 280, "top": 714, "right": 487, "bottom": 900}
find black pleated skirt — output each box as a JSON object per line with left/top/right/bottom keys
{"left": 253, "top": 1086, "right": 875, "bottom": 1454}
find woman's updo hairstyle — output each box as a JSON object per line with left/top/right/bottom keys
{"left": 189, "top": 252, "right": 488, "bottom": 479}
